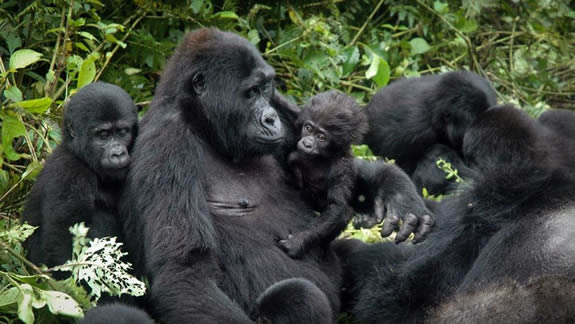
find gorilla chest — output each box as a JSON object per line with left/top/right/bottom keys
{"left": 203, "top": 155, "right": 286, "bottom": 217}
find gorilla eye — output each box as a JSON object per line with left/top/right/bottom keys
{"left": 247, "top": 87, "right": 260, "bottom": 99}
{"left": 316, "top": 133, "right": 326, "bottom": 142}
{"left": 117, "top": 128, "right": 130, "bottom": 136}
{"left": 97, "top": 130, "right": 110, "bottom": 140}
{"left": 304, "top": 124, "right": 313, "bottom": 133}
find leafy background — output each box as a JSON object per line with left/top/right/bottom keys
{"left": 0, "top": 0, "right": 573, "bottom": 322}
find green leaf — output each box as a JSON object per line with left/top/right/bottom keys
{"left": 0, "top": 169, "right": 9, "bottom": 192}
{"left": 190, "top": 0, "right": 204, "bottom": 14}
{"left": 77, "top": 58, "right": 96, "bottom": 89}
{"left": 365, "top": 55, "right": 390, "bottom": 88}
{"left": 17, "top": 284, "right": 35, "bottom": 324}
{"left": 5, "top": 33, "right": 22, "bottom": 53}
{"left": 0, "top": 287, "right": 20, "bottom": 307}
{"left": 211, "top": 11, "right": 239, "bottom": 19}
{"left": 4, "top": 86, "right": 23, "bottom": 103}
{"left": 0, "top": 112, "right": 27, "bottom": 161}
{"left": 9, "top": 49, "right": 43, "bottom": 71}
{"left": 460, "top": 19, "right": 478, "bottom": 33}
{"left": 409, "top": 38, "right": 431, "bottom": 55}
{"left": 78, "top": 31, "right": 97, "bottom": 41}
{"left": 16, "top": 97, "right": 53, "bottom": 114}
{"left": 44, "top": 291, "right": 83, "bottom": 318}
{"left": 342, "top": 46, "right": 360, "bottom": 77}
{"left": 248, "top": 29, "right": 260, "bottom": 46}
{"left": 22, "top": 161, "right": 43, "bottom": 180}
{"left": 433, "top": 1, "right": 449, "bottom": 14}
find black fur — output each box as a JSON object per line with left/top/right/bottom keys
{"left": 539, "top": 108, "right": 575, "bottom": 141}
{"left": 344, "top": 104, "right": 575, "bottom": 323}
{"left": 255, "top": 278, "right": 332, "bottom": 324}
{"left": 82, "top": 304, "right": 153, "bottom": 324}
{"left": 410, "top": 144, "right": 472, "bottom": 196}
{"left": 279, "top": 90, "right": 368, "bottom": 257}
{"left": 22, "top": 82, "right": 137, "bottom": 270}
{"left": 120, "top": 28, "right": 342, "bottom": 323}
{"left": 364, "top": 70, "right": 496, "bottom": 175}
{"left": 350, "top": 159, "right": 434, "bottom": 243}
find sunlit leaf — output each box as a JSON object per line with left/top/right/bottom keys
{"left": 409, "top": 38, "right": 431, "bottom": 55}
{"left": 4, "top": 86, "right": 23, "bottom": 103}
{"left": 0, "top": 112, "right": 27, "bottom": 161}
{"left": 9, "top": 49, "right": 43, "bottom": 71}
{"left": 44, "top": 291, "right": 84, "bottom": 318}
{"left": 15, "top": 97, "right": 52, "bottom": 114}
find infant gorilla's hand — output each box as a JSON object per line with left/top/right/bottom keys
{"left": 279, "top": 233, "right": 307, "bottom": 259}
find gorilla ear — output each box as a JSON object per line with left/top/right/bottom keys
{"left": 66, "top": 120, "right": 76, "bottom": 138}
{"left": 191, "top": 72, "right": 206, "bottom": 96}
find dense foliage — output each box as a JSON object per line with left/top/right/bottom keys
{"left": 0, "top": 0, "right": 573, "bottom": 322}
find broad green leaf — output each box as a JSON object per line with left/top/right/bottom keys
{"left": 22, "top": 161, "right": 43, "bottom": 180}
{"left": 248, "top": 29, "right": 260, "bottom": 46}
{"left": 4, "top": 86, "right": 23, "bottom": 103}
{"left": 17, "top": 284, "right": 34, "bottom": 324}
{"left": 410, "top": 38, "right": 431, "bottom": 55}
{"left": 342, "top": 46, "right": 360, "bottom": 77}
{"left": 5, "top": 33, "right": 22, "bottom": 53}
{"left": 77, "top": 57, "right": 97, "bottom": 89}
{"left": 190, "top": 0, "right": 204, "bottom": 14}
{"left": 433, "top": 1, "right": 449, "bottom": 14}
{"left": 211, "top": 11, "right": 239, "bottom": 19}
{"left": 0, "top": 287, "right": 19, "bottom": 307}
{"left": 365, "top": 55, "right": 390, "bottom": 88}
{"left": 16, "top": 97, "right": 52, "bottom": 114}
{"left": 1, "top": 112, "right": 27, "bottom": 161}
{"left": 460, "top": 19, "right": 478, "bottom": 33}
{"left": 44, "top": 291, "right": 83, "bottom": 318}
{"left": 9, "top": 49, "right": 43, "bottom": 71}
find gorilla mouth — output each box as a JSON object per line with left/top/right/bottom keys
{"left": 256, "top": 136, "right": 284, "bottom": 144}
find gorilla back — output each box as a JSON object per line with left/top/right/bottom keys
{"left": 121, "top": 28, "right": 341, "bottom": 323}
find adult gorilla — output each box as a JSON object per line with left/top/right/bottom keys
{"left": 343, "top": 105, "right": 575, "bottom": 323}
{"left": 121, "top": 28, "right": 430, "bottom": 323}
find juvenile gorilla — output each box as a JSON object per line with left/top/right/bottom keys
{"left": 363, "top": 70, "right": 496, "bottom": 176}
{"left": 120, "top": 28, "right": 432, "bottom": 323}
{"left": 280, "top": 90, "right": 368, "bottom": 257}
{"left": 23, "top": 82, "right": 137, "bottom": 269}
{"left": 344, "top": 104, "right": 575, "bottom": 323}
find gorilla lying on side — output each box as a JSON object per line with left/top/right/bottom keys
{"left": 120, "top": 28, "right": 433, "bottom": 323}
{"left": 363, "top": 70, "right": 496, "bottom": 194}
{"left": 23, "top": 82, "right": 138, "bottom": 271}
{"left": 342, "top": 104, "right": 575, "bottom": 323}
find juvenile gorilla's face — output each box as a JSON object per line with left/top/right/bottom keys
{"left": 297, "top": 121, "right": 328, "bottom": 156}
{"left": 88, "top": 119, "right": 136, "bottom": 179}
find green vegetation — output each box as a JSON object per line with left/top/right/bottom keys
{"left": 0, "top": 0, "right": 573, "bottom": 322}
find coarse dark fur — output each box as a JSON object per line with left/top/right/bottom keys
{"left": 350, "top": 159, "right": 433, "bottom": 243}
{"left": 410, "top": 144, "right": 473, "bottom": 196}
{"left": 539, "top": 108, "right": 575, "bottom": 141}
{"left": 429, "top": 277, "right": 575, "bottom": 323}
{"left": 255, "top": 278, "right": 333, "bottom": 324}
{"left": 363, "top": 70, "right": 497, "bottom": 175}
{"left": 119, "top": 28, "right": 344, "bottom": 323}
{"left": 343, "top": 104, "right": 575, "bottom": 323}
{"left": 279, "top": 90, "right": 368, "bottom": 258}
{"left": 22, "top": 82, "right": 137, "bottom": 271}
{"left": 82, "top": 304, "right": 153, "bottom": 324}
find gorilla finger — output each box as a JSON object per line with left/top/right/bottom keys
{"left": 395, "top": 213, "right": 418, "bottom": 243}
{"left": 374, "top": 198, "right": 385, "bottom": 223}
{"left": 381, "top": 215, "right": 399, "bottom": 238}
{"left": 412, "top": 214, "right": 434, "bottom": 244}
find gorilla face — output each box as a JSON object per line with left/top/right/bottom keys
{"left": 173, "top": 29, "right": 284, "bottom": 159}
{"left": 63, "top": 82, "right": 138, "bottom": 181}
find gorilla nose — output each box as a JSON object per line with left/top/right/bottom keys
{"left": 302, "top": 138, "right": 312, "bottom": 148}
{"left": 261, "top": 110, "right": 279, "bottom": 128}
{"left": 110, "top": 148, "right": 130, "bottom": 167}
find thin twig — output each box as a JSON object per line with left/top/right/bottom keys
{"left": 349, "top": 0, "right": 385, "bottom": 46}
